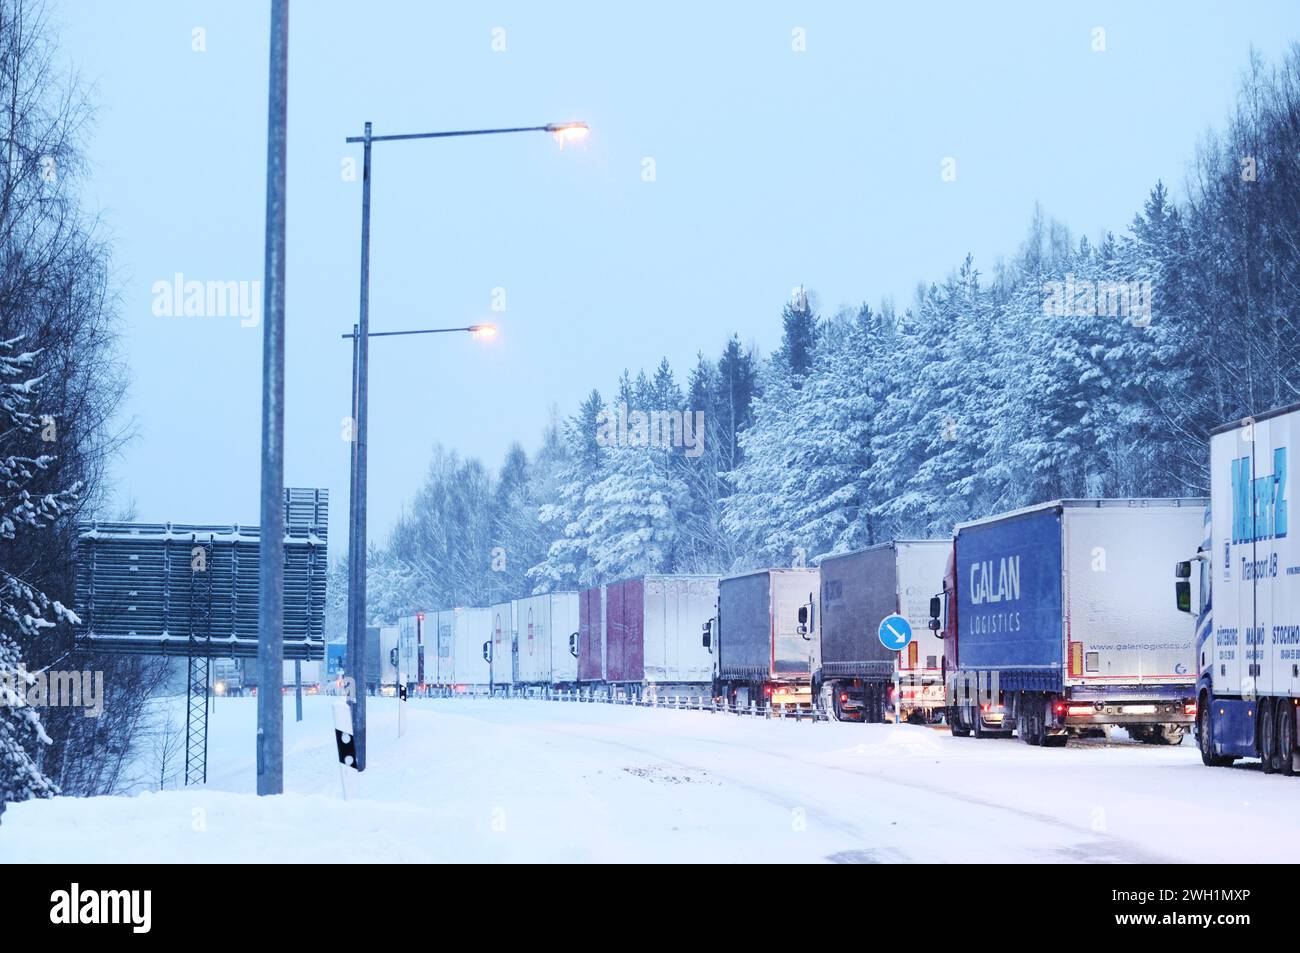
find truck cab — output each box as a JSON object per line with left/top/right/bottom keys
{"left": 933, "top": 543, "right": 1012, "bottom": 737}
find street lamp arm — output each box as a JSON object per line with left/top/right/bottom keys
{"left": 340, "top": 325, "right": 485, "bottom": 340}
{"left": 345, "top": 125, "right": 538, "bottom": 144}
{"left": 346, "top": 123, "right": 583, "bottom": 144}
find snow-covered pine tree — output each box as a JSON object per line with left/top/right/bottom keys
{"left": 0, "top": 338, "right": 80, "bottom": 820}
{"left": 574, "top": 366, "right": 690, "bottom": 581}
{"left": 530, "top": 389, "right": 606, "bottom": 590}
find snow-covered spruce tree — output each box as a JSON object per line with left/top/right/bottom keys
{"left": 0, "top": 339, "right": 80, "bottom": 820}
{"left": 530, "top": 389, "right": 606, "bottom": 590}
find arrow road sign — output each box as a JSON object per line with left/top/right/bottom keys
{"left": 877, "top": 613, "right": 914, "bottom": 652}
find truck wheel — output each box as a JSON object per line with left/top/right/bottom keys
{"left": 1016, "top": 697, "right": 1039, "bottom": 745}
{"left": 949, "top": 706, "right": 970, "bottom": 737}
{"left": 1198, "top": 697, "right": 1236, "bottom": 767}
{"left": 1277, "top": 701, "right": 1296, "bottom": 777}
{"left": 1261, "top": 700, "right": 1279, "bottom": 774}
{"left": 1157, "top": 725, "right": 1185, "bottom": 746}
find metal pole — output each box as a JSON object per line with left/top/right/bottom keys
{"left": 295, "top": 659, "right": 303, "bottom": 722}
{"left": 346, "top": 321, "right": 360, "bottom": 733}
{"left": 256, "top": 0, "right": 289, "bottom": 797}
{"left": 346, "top": 122, "right": 373, "bottom": 771}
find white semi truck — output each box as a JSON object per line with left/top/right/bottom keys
{"left": 1184, "top": 405, "right": 1300, "bottom": 773}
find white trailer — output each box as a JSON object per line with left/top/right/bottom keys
{"left": 512, "top": 592, "right": 580, "bottom": 688}
{"left": 450, "top": 607, "right": 492, "bottom": 692}
{"left": 488, "top": 601, "right": 514, "bottom": 692}
{"left": 641, "top": 575, "right": 718, "bottom": 686}
{"left": 397, "top": 613, "right": 426, "bottom": 688}
{"left": 378, "top": 625, "right": 399, "bottom": 694}
{"left": 430, "top": 610, "right": 454, "bottom": 686}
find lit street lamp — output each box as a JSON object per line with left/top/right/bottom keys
{"left": 344, "top": 119, "right": 584, "bottom": 771}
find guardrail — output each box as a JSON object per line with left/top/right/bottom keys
{"left": 413, "top": 684, "right": 830, "bottom": 722}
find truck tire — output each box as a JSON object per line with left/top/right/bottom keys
{"left": 1279, "top": 700, "right": 1297, "bottom": 777}
{"left": 1198, "top": 696, "right": 1236, "bottom": 767}
{"left": 1017, "top": 696, "right": 1041, "bottom": 746}
{"left": 948, "top": 706, "right": 970, "bottom": 737}
{"left": 1157, "top": 725, "right": 1186, "bottom": 746}
{"left": 1261, "top": 700, "right": 1279, "bottom": 774}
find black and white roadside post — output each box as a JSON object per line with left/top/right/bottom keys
{"left": 398, "top": 680, "right": 408, "bottom": 739}
{"left": 333, "top": 701, "right": 359, "bottom": 799}
{"left": 256, "top": 0, "right": 289, "bottom": 797}
{"left": 342, "top": 119, "right": 588, "bottom": 769}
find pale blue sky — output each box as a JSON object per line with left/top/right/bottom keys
{"left": 53, "top": 0, "right": 1298, "bottom": 549}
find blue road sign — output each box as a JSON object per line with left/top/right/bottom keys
{"left": 878, "top": 613, "right": 913, "bottom": 652}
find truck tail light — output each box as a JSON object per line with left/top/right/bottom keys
{"left": 1067, "top": 704, "right": 1093, "bottom": 716}
{"left": 839, "top": 693, "right": 848, "bottom": 703}
{"left": 907, "top": 641, "right": 919, "bottom": 669}
{"left": 1184, "top": 702, "right": 1197, "bottom": 716}
{"left": 1068, "top": 641, "right": 1084, "bottom": 677}
{"left": 1054, "top": 701, "right": 1066, "bottom": 715}
{"left": 765, "top": 686, "right": 773, "bottom": 696}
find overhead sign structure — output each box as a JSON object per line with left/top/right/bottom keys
{"left": 73, "top": 487, "right": 328, "bottom": 659}
{"left": 877, "top": 613, "right": 914, "bottom": 652}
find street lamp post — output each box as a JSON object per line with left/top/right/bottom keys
{"left": 343, "top": 119, "right": 584, "bottom": 772}
{"left": 345, "top": 321, "right": 496, "bottom": 774}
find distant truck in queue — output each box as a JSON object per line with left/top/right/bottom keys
{"left": 931, "top": 499, "right": 1204, "bottom": 745}
{"left": 1184, "top": 406, "right": 1300, "bottom": 774}
{"left": 709, "top": 568, "right": 818, "bottom": 708}
{"left": 815, "top": 541, "right": 949, "bottom": 722}
{"left": 211, "top": 658, "right": 243, "bottom": 696}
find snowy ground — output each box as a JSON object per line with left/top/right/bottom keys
{"left": 2, "top": 695, "right": 1296, "bottom": 863}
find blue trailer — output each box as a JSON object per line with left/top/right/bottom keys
{"left": 934, "top": 499, "right": 1204, "bottom": 746}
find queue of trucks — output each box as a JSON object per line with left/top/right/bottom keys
{"left": 325, "top": 405, "right": 1300, "bottom": 775}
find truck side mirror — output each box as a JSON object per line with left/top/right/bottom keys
{"left": 1175, "top": 560, "right": 1192, "bottom": 579}
{"left": 1175, "top": 580, "right": 1192, "bottom": 614}
{"left": 701, "top": 620, "right": 712, "bottom": 650}
{"left": 482, "top": 640, "right": 491, "bottom": 662}
{"left": 389, "top": 647, "right": 398, "bottom": 667}
{"left": 797, "top": 606, "right": 808, "bottom": 625}
{"left": 928, "top": 594, "right": 943, "bottom": 635}
{"left": 568, "top": 633, "right": 578, "bottom": 658}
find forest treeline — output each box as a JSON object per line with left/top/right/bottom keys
{"left": 346, "top": 46, "right": 1300, "bottom": 627}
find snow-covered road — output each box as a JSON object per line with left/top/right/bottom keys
{"left": 2, "top": 696, "right": 1294, "bottom": 862}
